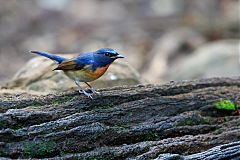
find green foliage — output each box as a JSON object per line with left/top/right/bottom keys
{"left": 52, "top": 99, "right": 61, "bottom": 106}
{"left": 0, "top": 120, "right": 6, "bottom": 129}
{"left": 52, "top": 96, "right": 73, "bottom": 106}
{"left": 177, "top": 117, "right": 211, "bottom": 126}
{"left": 143, "top": 131, "right": 160, "bottom": 141}
{"left": 95, "top": 102, "right": 114, "bottom": 109}
{"left": 23, "top": 141, "right": 57, "bottom": 158}
{"left": 214, "top": 99, "right": 238, "bottom": 111}
{"left": 99, "top": 103, "right": 114, "bottom": 109}
{"left": 0, "top": 150, "right": 7, "bottom": 157}
{"left": 31, "top": 102, "right": 44, "bottom": 107}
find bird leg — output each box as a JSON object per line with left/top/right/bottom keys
{"left": 74, "top": 80, "right": 93, "bottom": 99}
{"left": 84, "top": 82, "right": 100, "bottom": 95}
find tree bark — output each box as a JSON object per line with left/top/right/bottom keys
{"left": 0, "top": 77, "right": 239, "bottom": 159}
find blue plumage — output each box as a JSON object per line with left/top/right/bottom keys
{"left": 96, "top": 48, "right": 118, "bottom": 56}
{"left": 30, "top": 51, "right": 67, "bottom": 63}
{"left": 73, "top": 52, "right": 95, "bottom": 70}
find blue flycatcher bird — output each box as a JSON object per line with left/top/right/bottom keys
{"left": 30, "top": 48, "right": 124, "bottom": 99}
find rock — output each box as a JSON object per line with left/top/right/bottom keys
{"left": 0, "top": 77, "right": 239, "bottom": 159}
{"left": 166, "top": 39, "right": 240, "bottom": 81}
{"left": 154, "top": 141, "right": 240, "bottom": 160}
{"left": 143, "top": 28, "right": 206, "bottom": 83}
{"left": 3, "top": 54, "right": 143, "bottom": 93}
{"left": 154, "top": 153, "right": 182, "bottom": 160}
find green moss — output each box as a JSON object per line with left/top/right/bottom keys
{"left": 52, "top": 96, "right": 73, "bottom": 106}
{"left": 128, "top": 112, "right": 133, "bottom": 116}
{"left": 177, "top": 117, "right": 211, "bottom": 126}
{"left": 214, "top": 128, "right": 223, "bottom": 134}
{"left": 181, "top": 119, "right": 195, "bottom": 126}
{"left": 12, "top": 125, "right": 24, "bottom": 130}
{"left": 98, "top": 103, "right": 114, "bottom": 109}
{"left": 23, "top": 141, "right": 57, "bottom": 158}
{"left": 0, "top": 120, "right": 6, "bottom": 129}
{"left": 214, "top": 99, "right": 238, "bottom": 111}
{"left": 30, "top": 101, "right": 44, "bottom": 107}
{"left": 85, "top": 156, "right": 113, "bottom": 160}
{"left": 52, "top": 99, "right": 61, "bottom": 106}
{"left": 63, "top": 96, "right": 73, "bottom": 102}
{"left": 0, "top": 150, "right": 7, "bottom": 157}
{"left": 143, "top": 131, "right": 160, "bottom": 141}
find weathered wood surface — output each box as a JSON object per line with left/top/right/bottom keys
{"left": 155, "top": 141, "right": 240, "bottom": 160}
{"left": 0, "top": 77, "right": 239, "bottom": 159}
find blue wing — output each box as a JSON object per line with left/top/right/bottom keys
{"left": 54, "top": 52, "right": 94, "bottom": 71}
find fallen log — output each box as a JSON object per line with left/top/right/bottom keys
{"left": 0, "top": 77, "right": 239, "bottom": 159}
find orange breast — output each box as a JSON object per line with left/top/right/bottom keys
{"left": 64, "top": 64, "right": 111, "bottom": 82}
{"left": 88, "top": 64, "right": 110, "bottom": 79}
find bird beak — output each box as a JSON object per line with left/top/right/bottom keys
{"left": 115, "top": 54, "right": 125, "bottom": 58}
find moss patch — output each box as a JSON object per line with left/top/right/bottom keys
{"left": 51, "top": 96, "right": 73, "bottom": 106}
{"left": 86, "top": 157, "right": 113, "bottom": 160}
{"left": 23, "top": 141, "right": 58, "bottom": 158}
{"left": 141, "top": 131, "right": 161, "bottom": 141}
{"left": 98, "top": 103, "right": 114, "bottom": 109}
{"left": 214, "top": 99, "right": 238, "bottom": 111}
{"left": 0, "top": 150, "right": 7, "bottom": 157}
{"left": 0, "top": 120, "right": 6, "bottom": 129}
{"left": 177, "top": 117, "right": 211, "bottom": 126}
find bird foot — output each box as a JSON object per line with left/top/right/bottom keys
{"left": 85, "top": 88, "right": 100, "bottom": 95}
{"left": 82, "top": 90, "right": 93, "bottom": 99}
{"left": 78, "top": 90, "right": 93, "bottom": 99}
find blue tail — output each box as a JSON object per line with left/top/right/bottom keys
{"left": 30, "top": 51, "right": 67, "bottom": 63}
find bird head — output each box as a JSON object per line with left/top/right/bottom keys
{"left": 93, "top": 48, "right": 124, "bottom": 67}
{"left": 95, "top": 48, "right": 124, "bottom": 60}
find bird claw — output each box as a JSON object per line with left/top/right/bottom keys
{"left": 85, "top": 88, "right": 100, "bottom": 95}
{"left": 83, "top": 90, "right": 93, "bottom": 99}
{"left": 85, "top": 93, "right": 93, "bottom": 99}
{"left": 78, "top": 89, "right": 93, "bottom": 99}
{"left": 78, "top": 87, "right": 99, "bottom": 99}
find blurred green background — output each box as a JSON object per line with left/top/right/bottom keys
{"left": 0, "top": 0, "right": 239, "bottom": 84}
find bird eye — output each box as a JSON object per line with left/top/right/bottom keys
{"left": 105, "top": 53, "right": 110, "bottom": 56}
